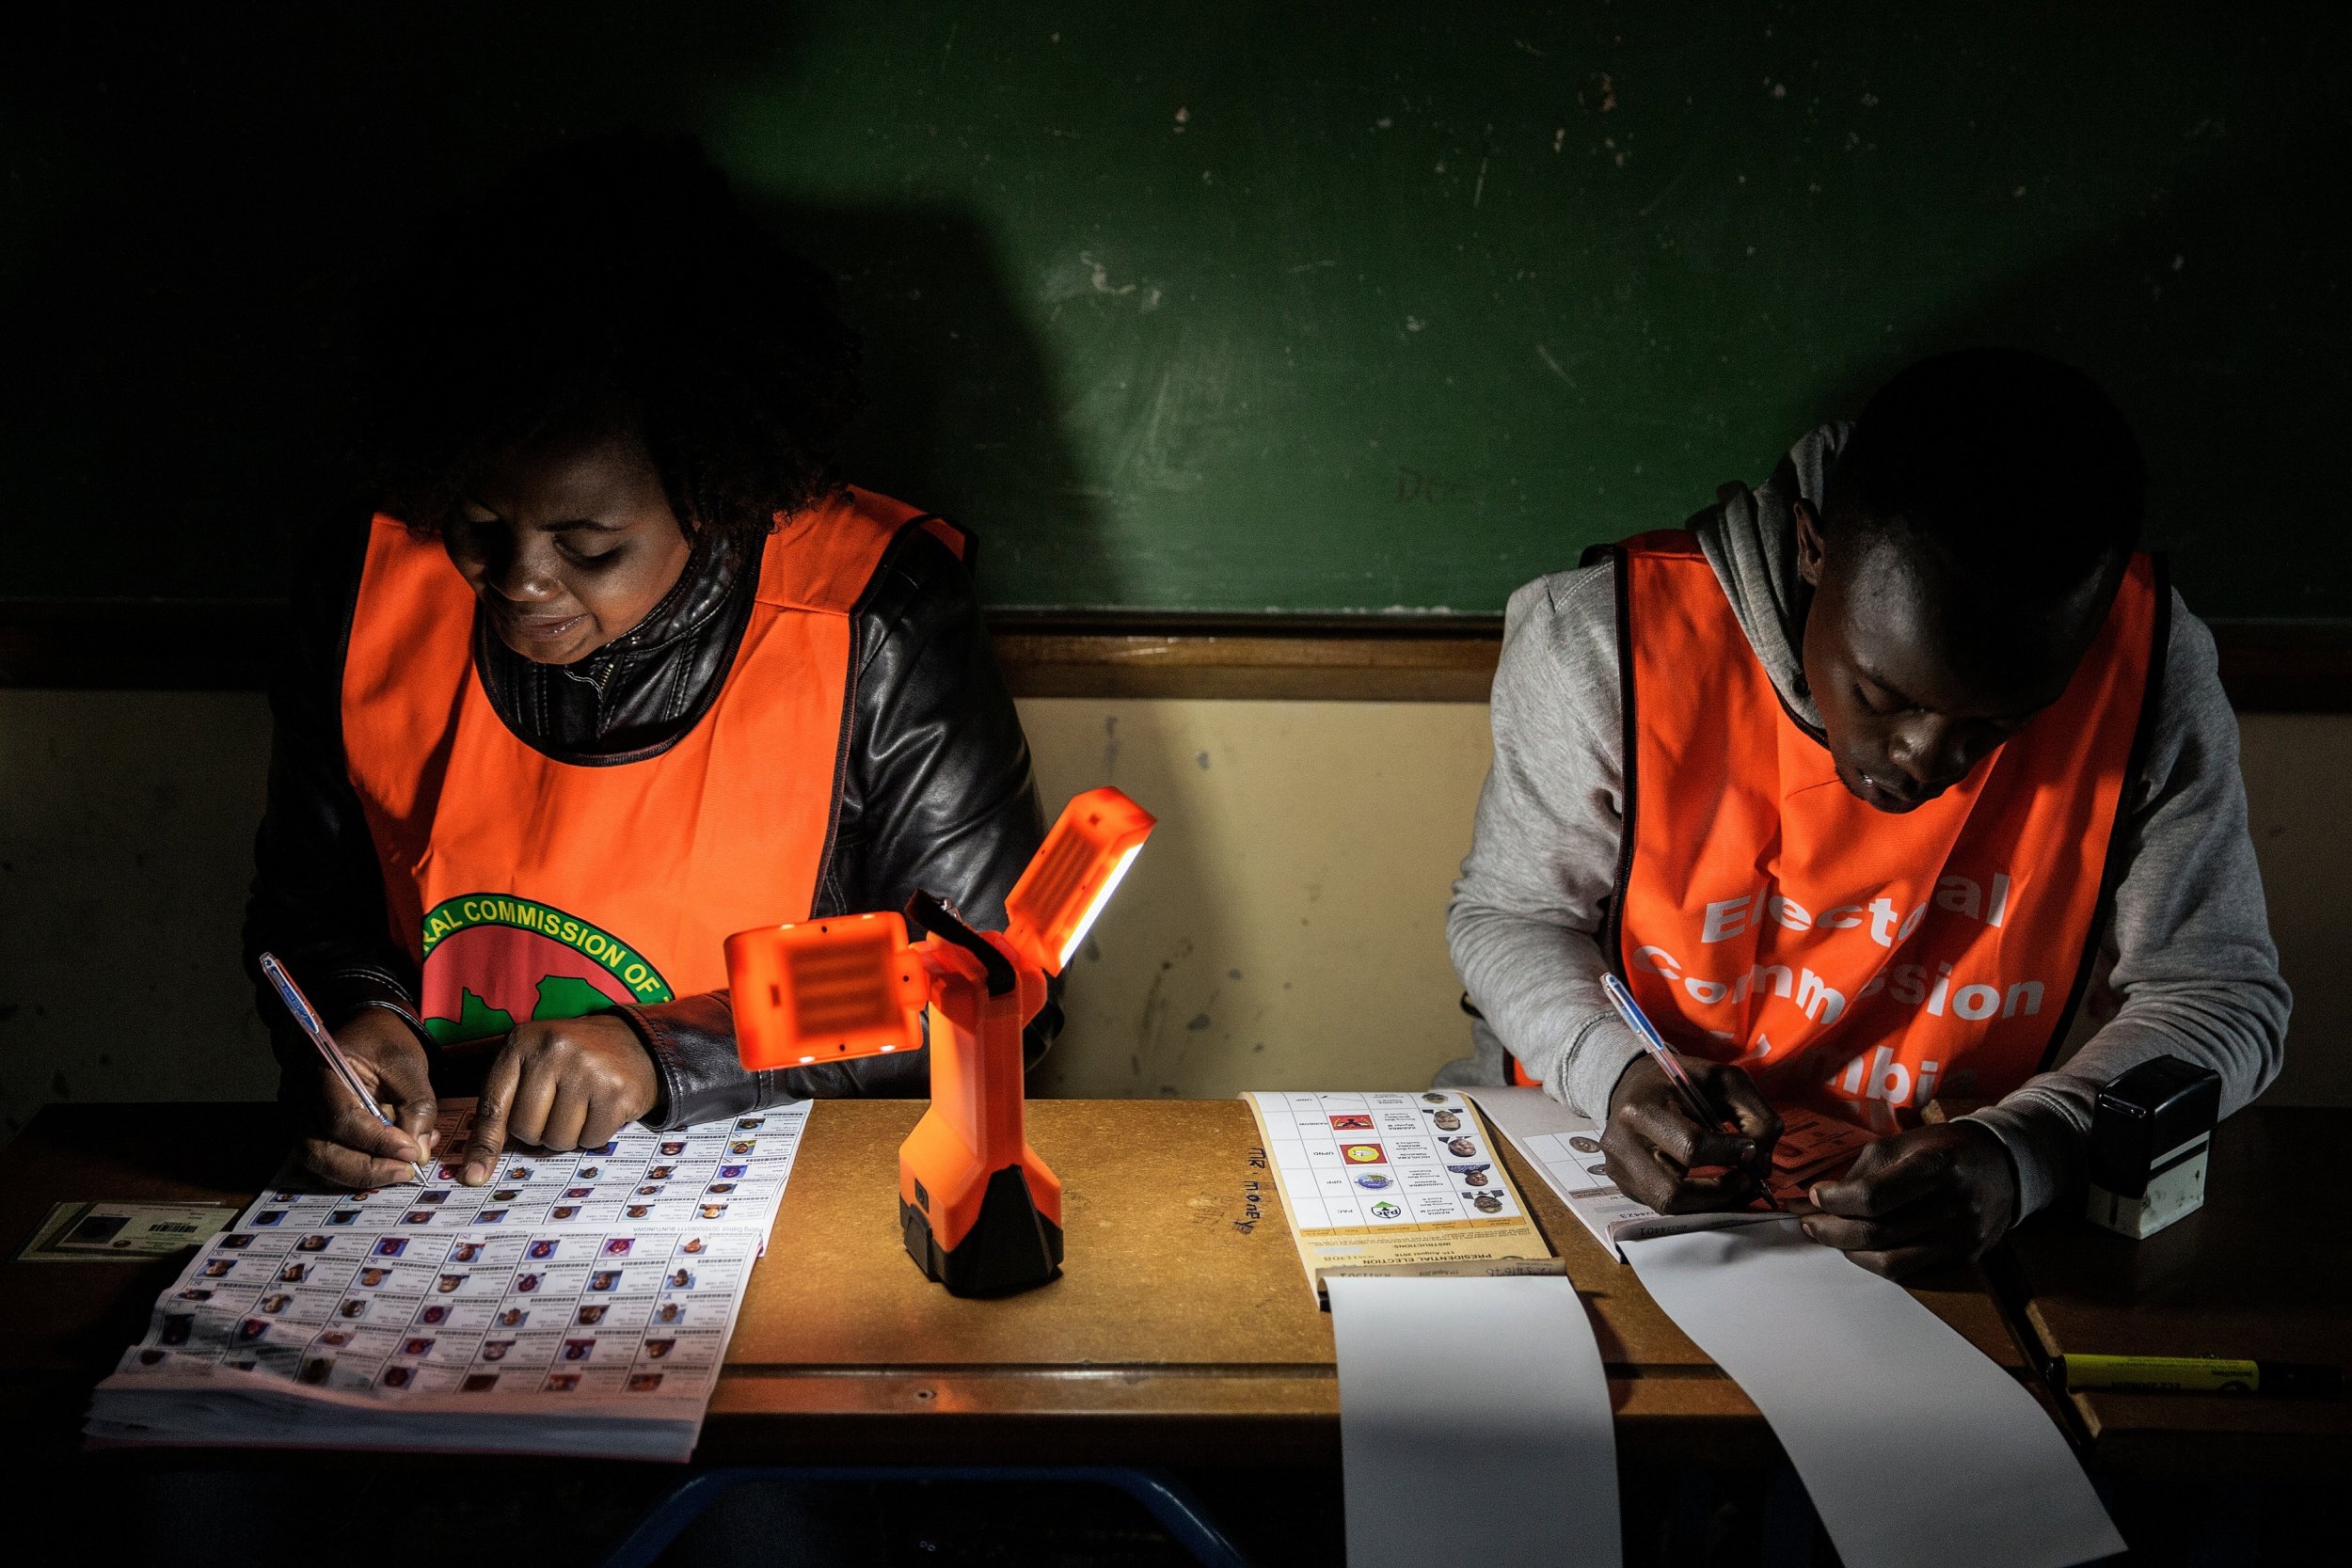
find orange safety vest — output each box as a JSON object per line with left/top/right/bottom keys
{"left": 342, "top": 488, "right": 959, "bottom": 1045}
{"left": 1516, "top": 531, "right": 2164, "bottom": 1133}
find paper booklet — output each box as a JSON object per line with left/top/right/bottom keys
{"left": 1241, "top": 1090, "right": 1554, "bottom": 1302}
{"left": 1468, "top": 1086, "right": 1876, "bottom": 1260}
{"left": 86, "top": 1101, "right": 809, "bottom": 1462}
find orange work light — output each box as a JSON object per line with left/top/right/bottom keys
{"left": 725, "top": 786, "right": 1155, "bottom": 1297}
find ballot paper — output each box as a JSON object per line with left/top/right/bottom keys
{"left": 1469, "top": 1086, "right": 1786, "bottom": 1259}
{"left": 89, "top": 1225, "right": 755, "bottom": 1460}
{"left": 1243, "top": 1091, "right": 1551, "bottom": 1300}
{"left": 1625, "top": 1221, "right": 2124, "bottom": 1568}
{"left": 87, "top": 1105, "right": 804, "bottom": 1461}
{"left": 234, "top": 1101, "right": 809, "bottom": 1244}
{"left": 1328, "top": 1273, "right": 1620, "bottom": 1568}
{"left": 1764, "top": 1105, "right": 1878, "bottom": 1190}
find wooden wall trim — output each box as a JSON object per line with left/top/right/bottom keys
{"left": 2, "top": 602, "right": 2346, "bottom": 711}
{"left": 989, "top": 611, "right": 1504, "bottom": 702}
{"left": 0, "top": 601, "right": 284, "bottom": 693}
{"left": 2196, "top": 624, "right": 2352, "bottom": 715}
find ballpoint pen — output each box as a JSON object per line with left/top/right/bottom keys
{"left": 1601, "top": 971, "right": 1776, "bottom": 1210}
{"left": 259, "top": 951, "right": 429, "bottom": 1183}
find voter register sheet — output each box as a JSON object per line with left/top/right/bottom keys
{"left": 1242, "top": 1090, "right": 1550, "bottom": 1298}
{"left": 86, "top": 1101, "right": 812, "bottom": 1461}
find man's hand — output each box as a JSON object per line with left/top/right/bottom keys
{"left": 299, "top": 1007, "right": 437, "bottom": 1188}
{"left": 1798, "top": 1120, "right": 2019, "bottom": 1279}
{"left": 458, "top": 1014, "right": 660, "bottom": 1184}
{"left": 1601, "top": 1052, "right": 1782, "bottom": 1214}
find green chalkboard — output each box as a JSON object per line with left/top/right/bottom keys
{"left": 5, "top": 4, "right": 2347, "bottom": 617}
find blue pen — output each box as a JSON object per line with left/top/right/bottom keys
{"left": 260, "top": 952, "right": 429, "bottom": 1183}
{"left": 1601, "top": 971, "right": 1775, "bottom": 1208}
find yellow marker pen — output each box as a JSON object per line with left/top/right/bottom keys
{"left": 2050, "top": 1354, "right": 2341, "bottom": 1398}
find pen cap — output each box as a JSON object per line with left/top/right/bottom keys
{"left": 2087, "top": 1057, "right": 2221, "bottom": 1200}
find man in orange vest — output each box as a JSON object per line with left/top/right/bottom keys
{"left": 1444, "top": 350, "right": 2289, "bottom": 1277}
{"left": 245, "top": 138, "right": 1055, "bottom": 1189}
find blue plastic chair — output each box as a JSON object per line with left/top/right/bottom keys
{"left": 599, "top": 1465, "right": 1257, "bottom": 1568}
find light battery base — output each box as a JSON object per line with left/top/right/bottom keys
{"left": 900, "top": 1166, "right": 1065, "bottom": 1298}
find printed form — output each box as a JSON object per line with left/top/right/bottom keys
{"left": 1243, "top": 1089, "right": 1551, "bottom": 1299}
{"left": 234, "top": 1101, "right": 805, "bottom": 1242}
{"left": 87, "top": 1101, "right": 809, "bottom": 1460}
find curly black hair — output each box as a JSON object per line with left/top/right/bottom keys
{"left": 369, "top": 133, "right": 863, "bottom": 546}
{"left": 1827, "top": 348, "right": 2144, "bottom": 604}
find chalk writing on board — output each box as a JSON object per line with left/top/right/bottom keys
{"left": 1394, "top": 467, "right": 1480, "bottom": 505}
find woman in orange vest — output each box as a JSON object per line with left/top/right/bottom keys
{"left": 1445, "top": 350, "right": 2289, "bottom": 1276}
{"left": 244, "top": 138, "right": 1055, "bottom": 1188}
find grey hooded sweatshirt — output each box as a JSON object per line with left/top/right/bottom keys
{"left": 1441, "top": 425, "right": 2290, "bottom": 1222}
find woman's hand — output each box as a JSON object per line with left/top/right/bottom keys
{"left": 299, "top": 1007, "right": 438, "bottom": 1188}
{"left": 1796, "top": 1121, "right": 2019, "bottom": 1279}
{"left": 457, "top": 1014, "right": 661, "bottom": 1183}
{"left": 1601, "top": 1052, "right": 1782, "bottom": 1213}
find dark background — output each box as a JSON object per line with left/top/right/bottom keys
{"left": 5, "top": 2, "right": 2347, "bottom": 617}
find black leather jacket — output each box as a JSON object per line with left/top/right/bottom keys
{"left": 244, "top": 509, "right": 1056, "bottom": 1126}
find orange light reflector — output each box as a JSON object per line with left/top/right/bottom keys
{"left": 725, "top": 912, "right": 924, "bottom": 1070}
{"left": 1003, "top": 786, "right": 1157, "bottom": 974}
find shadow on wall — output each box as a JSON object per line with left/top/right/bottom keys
{"left": 1025, "top": 705, "right": 1237, "bottom": 1101}
{"left": 0, "top": 5, "right": 1107, "bottom": 605}
{"left": 0, "top": 8, "right": 1117, "bottom": 1125}
{"left": 1800, "top": 139, "right": 2351, "bottom": 621}
{"left": 744, "top": 197, "right": 1110, "bottom": 595}
{"left": 1023, "top": 698, "right": 1502, "bottom": 1101}
{"left": 2, "top": 6, "right": 778, "bottom": 596}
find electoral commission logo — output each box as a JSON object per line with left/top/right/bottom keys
{"left": 417, "top": 894, "right": 674, "bottom": 1044}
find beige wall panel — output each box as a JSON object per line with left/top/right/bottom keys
{"left": 2238, "top": 714, "right": 2352, "bottom": 1108}
{"left": 0, "top": 690, "right": 278, "bottom": 1134}
{"left": 0, "top": 693, "right": 2343, "bottom": 1132}
{"left": 1017, "top": 698, "right": 1493, "bottom": 1100}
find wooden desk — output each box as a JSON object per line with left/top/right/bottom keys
{"left": 1999, "top": 1106, "right": 2351, "bottom": 1476}
{"left": 0, "top": 1099, "right": 2028, "bottom": 1467}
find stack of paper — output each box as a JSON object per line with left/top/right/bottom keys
{"left": 85, "top": 1101, "right": 808, "bottom": 1461}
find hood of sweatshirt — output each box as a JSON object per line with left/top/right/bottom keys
{"left": 1687, "top": 420, "right": 1850, "bottom": 734}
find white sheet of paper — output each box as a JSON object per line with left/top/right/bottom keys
{"left": 1327, "top": 1273, "right": 1620, "bottom": 1568}
{"left": 1623, "top": 1220, "right": 2122, "bottom": 1568}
